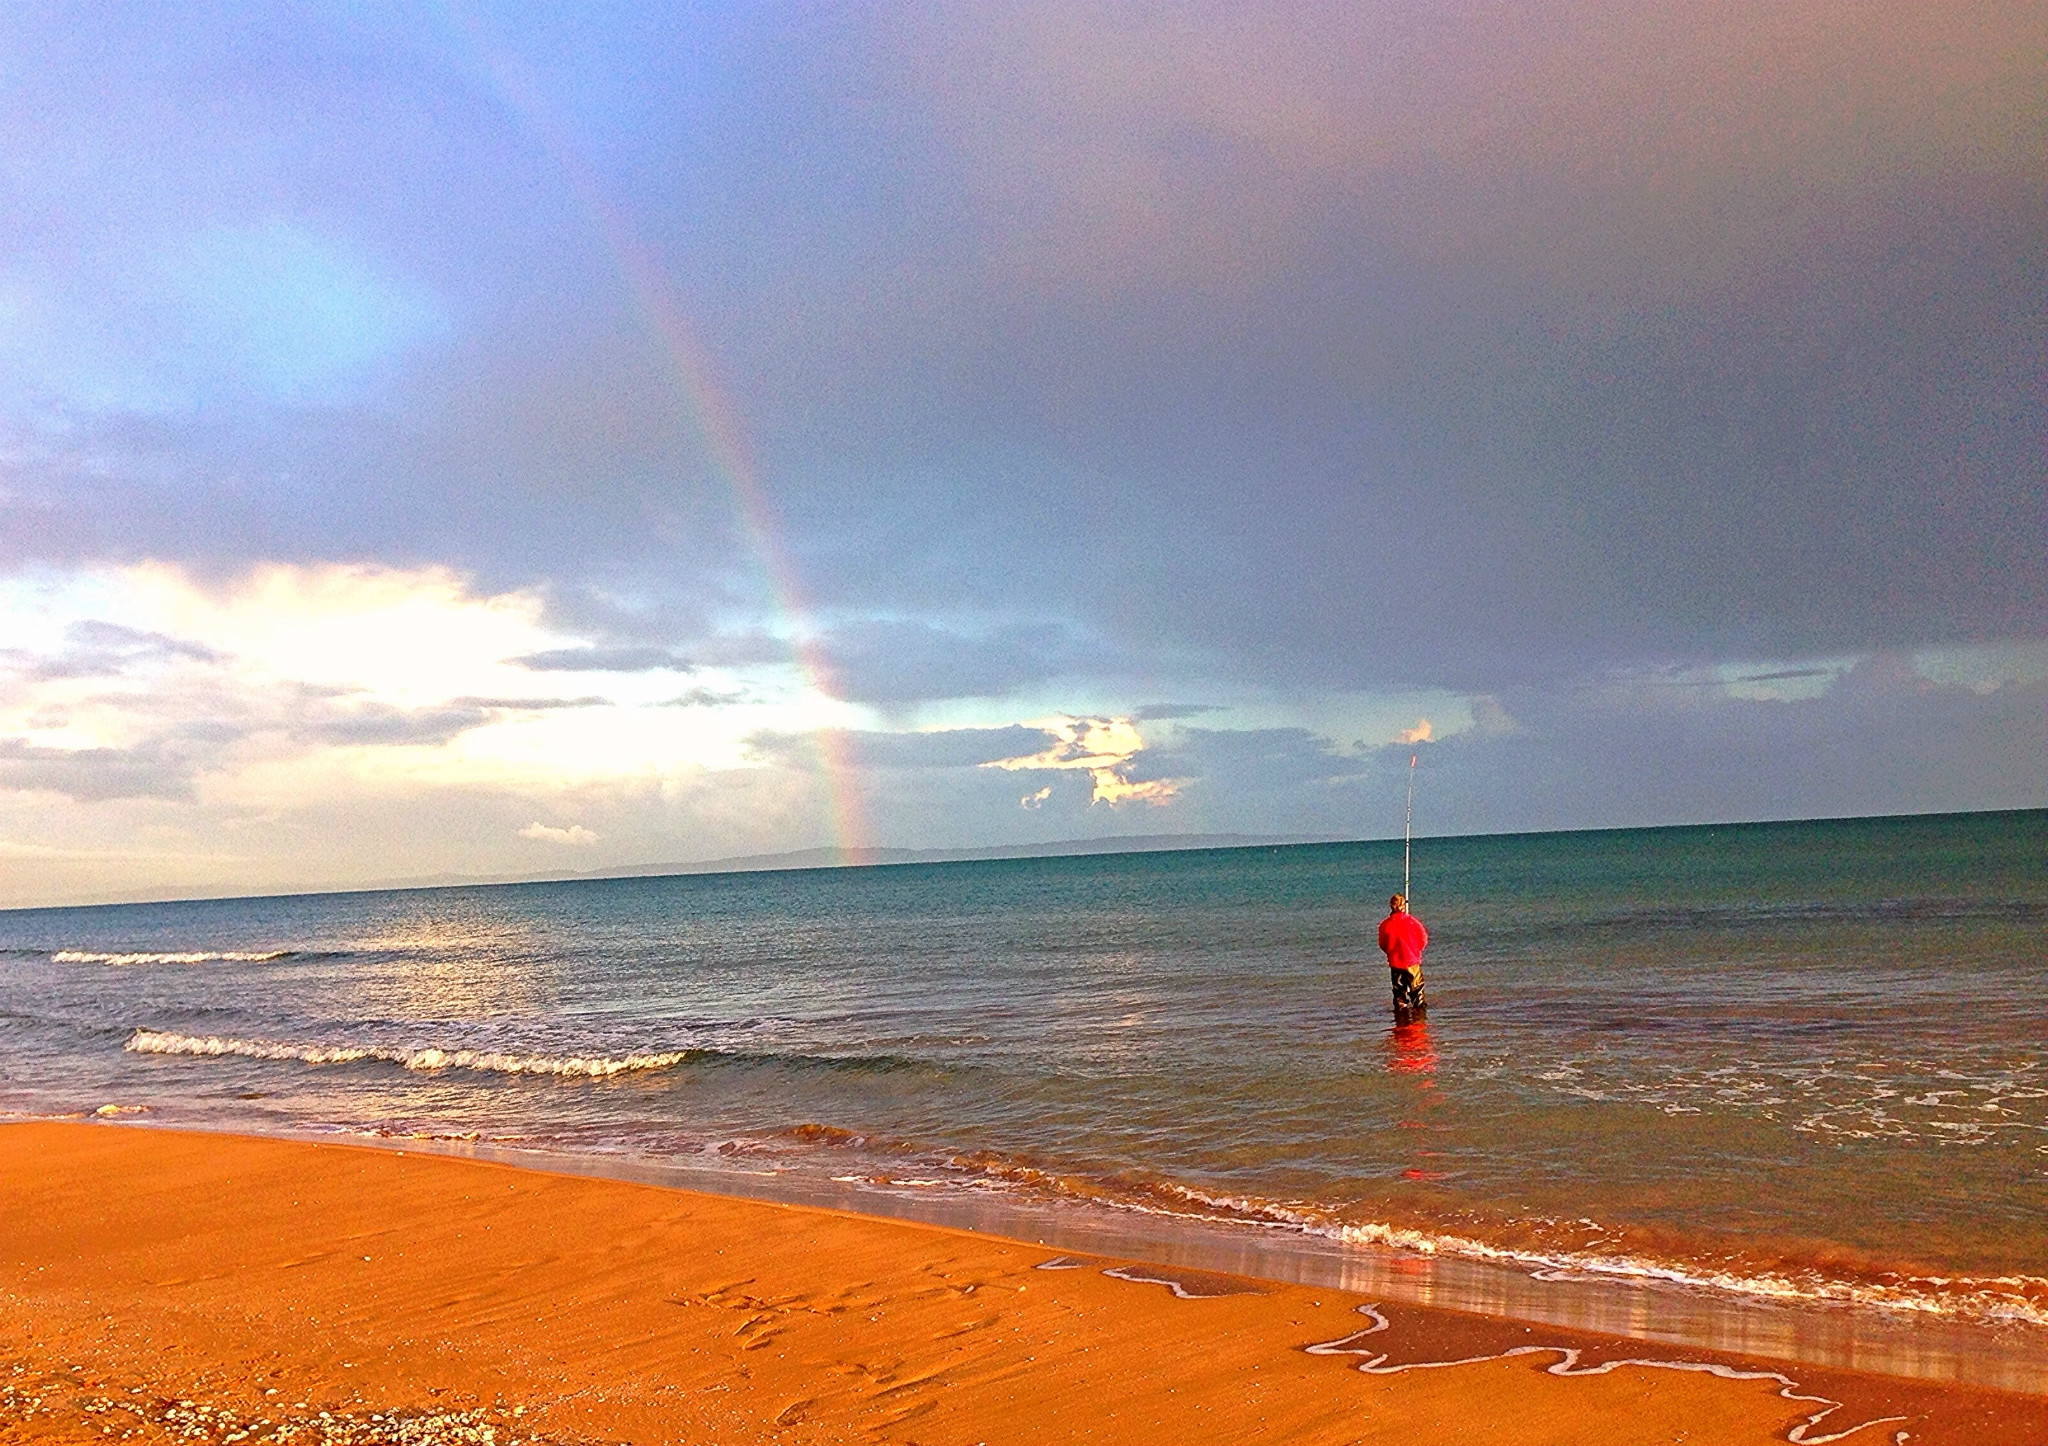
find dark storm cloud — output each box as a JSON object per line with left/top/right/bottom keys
{"left": 815, "top": 618, "right": 1111, "bottom": 705}
{"left": 1155, "top": 728, "right": 1366, "bottom": 791}
{"left": 1399, "top": 660, "right": 2048, "bottom": 837}
{"left": 5, "top": 4, "right": 2036, "bottom": 684}
{"left": 690, "top": 1, "right": 2044, "bottom": 689}
{"left": 1089, "top": 660, "right": 2044, "bottom": 839}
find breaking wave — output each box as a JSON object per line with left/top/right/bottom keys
{"left": 55, "top": 950, "right": 291, "bottom": 966}
{"left": 119, "top": 1028, "right": 924, "bottom": 1079}
{"left": 125, "top": 1028, "right": 693, "bottom": 1078}
{"left": 1320, "top": 1215, "right": 2048, "bottom": 1330}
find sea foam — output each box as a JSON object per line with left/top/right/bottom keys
{"left": 820, "top": 1142, "right": 2048, "bottom": 1332}
{"left": 1119, "top": 1178, "right": 2048, "bottom": 1330}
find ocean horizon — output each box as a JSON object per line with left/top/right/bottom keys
{"left": 20, "top": 806, "right": 2037, "bottom": 912}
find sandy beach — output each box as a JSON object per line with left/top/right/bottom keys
{"left": 0, "top": 1122, "right": 2039, "bottom": 1445}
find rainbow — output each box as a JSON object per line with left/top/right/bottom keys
{"left": 439, "top": 4, "right": 869, "bottom": 858}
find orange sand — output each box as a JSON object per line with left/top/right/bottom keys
{"left": 0, "top": 1122, "right": 2039, "bottom": 1445}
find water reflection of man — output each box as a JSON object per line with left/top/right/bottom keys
{"left": 1386, "top": 1017, "right": 1437, "bottom": 1077}
{"left": 1378, "top": 893, "right": 1427, "bottom": 1022}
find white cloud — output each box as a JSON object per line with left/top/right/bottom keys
{"left": 982, "top": 715, "right": 1180, "bottom": 806}
{"left": 0, "top": 561, "right": 861, "bottom": 790}
{"left": 0, "top": 561, "right": 879, "bottom": 901}
{"left": 518, "top": 821, "right": 598, "bottom": 846}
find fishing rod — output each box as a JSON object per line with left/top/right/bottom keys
{"left": 1404, "top": 752, "right": 1416, "bottom": 901}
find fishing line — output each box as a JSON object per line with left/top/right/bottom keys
{"left": 1404, "top": 752, "right": 1417, "bottom": 902}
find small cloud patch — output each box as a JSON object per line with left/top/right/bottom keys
{"left": 518, "top": 822, "right": 598, "bottom": 846}
{"left": 509, "top": 646, "right": 692, "bottom": 673}
{"left": 661, "top": 686, "right": 748, "bottom": 708}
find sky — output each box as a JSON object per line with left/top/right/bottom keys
{"left": 1, "top": 1, "right": 2041, "bottom": 906}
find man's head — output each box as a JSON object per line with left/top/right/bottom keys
{"left": 1389, "top": 894, "right": 1407, "bottom": 913}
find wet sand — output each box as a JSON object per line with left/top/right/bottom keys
{"left": 0, "top": 1122, "right": 2039, "bottom": 1445}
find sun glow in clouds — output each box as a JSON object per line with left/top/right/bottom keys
{"left": 984, "top": 715, "right": 1180, "bottom": 806}
{"left": 130, "top": 562, "right": 548, "bottom": 704}
{"left": 0, "top": 562, "right": 861, "bottom": 797}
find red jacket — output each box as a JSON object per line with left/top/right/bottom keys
{"left": 1378, "top": 911, "right": 1427, "bottom": 972}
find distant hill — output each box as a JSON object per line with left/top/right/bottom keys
{"left": 590, "top": 833, "right": 1341, "bottom": 877}
{"left": 362, "top": 832, "right": 1345, "bottom": 893}
{"left": 23, "top": 832, "right": 1356, "bottom": 909}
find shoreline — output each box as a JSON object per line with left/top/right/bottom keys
{"left": 370, "top": 1129, "right": 2048, "bottom": 1394}
{"left": 2, "top": 1121, "right": 2043, "bottom": 1445}
{"left": 18, "top": 1105, "right": 2047, "bottom": 1398}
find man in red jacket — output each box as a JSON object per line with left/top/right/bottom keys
{"left": 1378, "top": 894, "right": 1428, "bottom": 1018}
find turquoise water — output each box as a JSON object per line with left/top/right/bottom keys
{"left": 1, "top": 810, "right": 2042, "bottom": 1334}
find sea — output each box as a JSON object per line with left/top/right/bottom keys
{"left": 3, "top": 810, "right": 2042, "bottom": 1387}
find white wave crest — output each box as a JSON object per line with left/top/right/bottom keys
{"left": 1016, "top": 1177, "right": 2048, "bottom": 1331}
{"left": 1327, "top": 1220, "right": 2048, "bottom": 1330}
{"left": 55, "top": 950, "right": 288, "bottom": 966}
{"left": 124, "top": 1029, "right": 691, "bottom": 1078}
